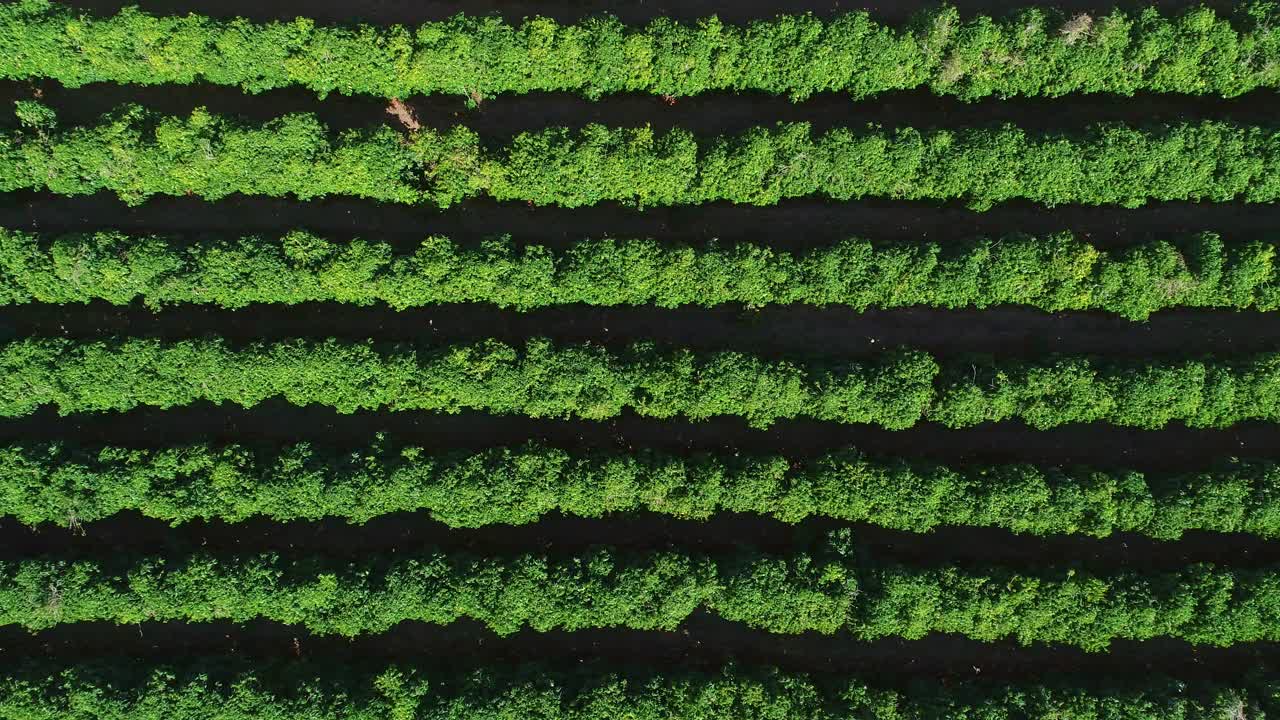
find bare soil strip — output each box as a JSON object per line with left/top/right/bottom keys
{"left": 0, "top": 404, "right": 1275, "bottom": 472}
{"left": 7, "top": 302, "right": 1280, "bottom": 361}
{"left": 3, "top": 194, "right": 1277, "bottom": 250}
{"left": 1, "top": 507, "right": 1277, "bottom": 572}
{"left": 6, "top": 80, "right": 1277, "bottom": 137}
{"left": 1, "top": 617, "right": 1275, "bottom": 683}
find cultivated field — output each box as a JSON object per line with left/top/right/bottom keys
{"left": 1, "top": 0, "right": 1280, "bottom": 717}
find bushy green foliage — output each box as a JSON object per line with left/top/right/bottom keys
{"left": 1, "top": 536, "right": 1278, "bottom": 649}
{"left": 2, "top": 0, "right": 1278, "bottom": 101}
{"left": 5, "top": 104, "right": 1279, "bottom": 209}
{"left": 858, "top": 560, "right": 1280, "bottom": 649}
{"left": 3, "top": 335, "right": 1280, "bottom": 429}
{"left": 0, "top": 543, "right": 850, "bottom": 636}
{"left": 6, "top": 228, "right": 1280, "bottom": 320}
{"left": 932, "top": 353, "right": 1280, "bottom": 429}
{"left": 1, "top": 660, "right": 1272, "bottom": 720}
{"left": 0, "top": 336, "right": 936, "bottom": 429}
{"left": 0, "top": 105, "right": 421, "bottom": 205}
{"left": 4, "top": 439, "right": 1280, "bottom": 540}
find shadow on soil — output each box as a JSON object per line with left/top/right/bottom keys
{"left": 4, "top": 194, "right": 1279, "bottom": 250}
{"left": 1, "top": 616, "right": 1276, "bottom": 684}
{"left": 6, "top": 302, "right": 1280, "bottom": 361}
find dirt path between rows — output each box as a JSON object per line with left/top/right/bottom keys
{"left": 8, "top": 302, "right": 1280, "bottom": 361}
{"left": 3, "top": 506, "right": 1278, "bottom": 573}
{"left": 5, "top": 194, "right": 1278, "bottom": 250}
{"left": 6, "top": 81, "right": 1277, "bottom": 136}
{"left": 2, "top": 403, "right": 1276, "bottom": 472}
{"left": 2, "top": 617, "right": 1275, "bottom": 684}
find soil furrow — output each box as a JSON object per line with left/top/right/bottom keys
{"left": 0, "top": 404, "right": 1274, "bottom": 472}
{"left": 2, "top": 194, "right": 1277, "bottom": 250}
{"left": 6, "top": 302, "right": 1280, "bottom": 360}
{"left": 5, "top": 81, "right": 1277, "bottom": 137}
{"left": 0, "top": 617, "right": 1274, "bottom": 683}
{"left": 1, "top": 509, "right": 1277, "bottom": 571}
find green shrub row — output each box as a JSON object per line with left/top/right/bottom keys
{"left": 5, "top": 104, "right": 1279, "bottom": 209}
{"left": 3, "top": 536, "right": 1278, "bottom": 649}
{"left": 6, "top": 228, "right": 1280, "bottom": 320}
{"left": 4, "top": 336, "right": 1280, "bottom": 430}
{"left": 1, "top": 543, "right": 845, "bottom": 637}
{"left": 2, "top": 0, "right": 1278, "bottom": 101}
{"left": 0, "top": 337, "right": 936, "bottom": 428}
{"left": 2, "top": 660, "right": 1274, "bottom": 720}
{"left": 6, "top": 438, "right": 1280, "bottom": 540}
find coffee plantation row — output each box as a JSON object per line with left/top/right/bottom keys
{"left": 2, "top": 0, "right": 1278, "bottom": 101}
{"left": 3, "top": 440, "right": 1278, "bottom": 539}
{"left": 3, "top": 536, "right": 1276, "bottom": 649}
{"left": 5, "top": 228, "right": 1279, "bottom": 320}
{"left": 1, "top": 661, "right": 1273, "bottom": 720}
{"left": 5, "top": 105, "right": 1279, "bottom": 208}
{"left": 5, "top": 336, "right": 1280, "bottom": 429}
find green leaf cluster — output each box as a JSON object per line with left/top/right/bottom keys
{"left": 5, "top": 105, "right": 1279, "bottom": 209}
{"left": 4, "top": 439, "right": 1279, "bottom": 540}
{"left": 5, "top": 228, "right": 1280, "bottom": 320}
{"left": 2, "top": 0, "right": 1278, "bottom": 101}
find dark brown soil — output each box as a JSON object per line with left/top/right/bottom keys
{"left": 4, "top": 508, "right": 1279, "bottom": 573}
{"left": 8, "top": 302, "right": 1280, "bottom": 361}
{"left": 0, "top": 618, "right": 1275, "bottom": 685}
{"left": 1, "top": 404, "right": 1276, "bottom": 472}
{"left": 4, "top": 193, "right": 1279, "bottom": 251}
{"left": 7, "top": 80, "right": 1278, "bottom": 136}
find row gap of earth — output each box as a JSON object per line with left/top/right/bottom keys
{"left": 2, "top": 617, "right": 1277, "bottom": 683}
{"left": 5, "top": 301, "right": 1280, "bottom": 360}
{"left": 6, "top": 194, "right": 1280, "bottom": 249}
{"left": 1, "top": 405, "right": 1272, "bottom": 470}
{"left": 5, "top": 80, "right": 1280, "bottom": 138}
{"left": 0, "top": 509, "right": 1277, "bottom": 572}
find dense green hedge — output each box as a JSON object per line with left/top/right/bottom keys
{"left": 2, "top": 0, "right": 1278, "bottom": 101}
{"left": 5, "top": 104, "right": 1279, "bottom": 209}
{"left": 6, "top": 439, "right": 1280, "bottom": 540}
{"left": 1, "top": 104, "right": 421, "bottom": 205}
{"left": 0, "top": 337, "right": 936, "bottom": 428}
{"left": 6, "top": 228, "right": 1280, "bottom": 320}
{"left": 932, "top": 351, "right": 1280, "bottom": 429}
{"left": 0, "top": 543, "right": 844, "bottom": 637}
{"left": 5, "top": 661, "right": 1274, "bottom": 717}
{"left": 2, "top": 660, "right": 1274, "bottom": 720}
{"left": 4, "top": 336, "right": 1280, "bottom": 429}
{"left": 2, "top": 537, "right": 1278, "bottom": 649}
